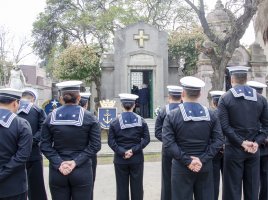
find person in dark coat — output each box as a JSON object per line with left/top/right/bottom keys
{"left": 162, "top": 76, "right": 224, "bottom": 200}
{"left": 41, "top": 81, "right": 101, "bottom": 200}
{"left": 247, "top": 80, "right": 268, "bottom": 200}
{"left": 79, "top": 92, "right": 97, "bottom": 200}
{"left": 17, "top": 88, "right": 47, "bottom": 200}
{"left": 155, "top": 85, "right": 182, "bottom": 200}
{"left": 209, "top": 90, "right": 225, "bottom": 200}
{"left": 0, "top": 88, "right": 33, "bottom": 200}
{"left": 108, "top": 93, "right": 150, "bottom": 200}
{"left": 218, "top": 66, "right": 268, "bottom": 200}
{"left": 139, "top": 84, "right": 150, "bottom": 118}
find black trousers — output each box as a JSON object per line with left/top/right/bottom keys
{"left": 212, "top": 152, "right": 223, "bottom": 200}
{"left": 49, "top": 161, "right": 93, "bottom": 200}
{"left": 161, "top": 152, "right": 172, "bottom": 200}
{"left": 171, "top": 163, "right": 213, "bottom": 200}
{"left": 223, "top": 146, "right": 260, "bottom": 200}
{"left": 91, "top": 155, "right": 97, "bottom": 200}
{"left": 114, "top": 163, "right": 144, "bottom": 200}
{"left": 259, "top": 155, "right": 268, "bottom": 200}
{"left": 26, "top": 160, "right": 47, "bottom": 200}
{"left": 0, "top": 192, "right": 27, "bottom": 200}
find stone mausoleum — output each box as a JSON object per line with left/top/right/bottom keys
{"left": 98, "top": 0, "right": 268, "bottom": 118}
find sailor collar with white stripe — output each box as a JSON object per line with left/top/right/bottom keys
{"left": 0, "top": 109, "right": 17, "bottom": 128}
{"left": 230, "top": 85, "right": 257, "bottom": 102}
{"left": 118, "top": 112, "right": 142, "bottom": 129}
{"left": 165, "top": 103, "right": 180, "bottom": 115}
{"left": 179, "top": 103, "right": 210, "bottom": 121}
{"left": 17, "top": 100, "right": 34, "bottom": 114}
{"left": 50, "top": 105, "right": 85, "bottom": 126}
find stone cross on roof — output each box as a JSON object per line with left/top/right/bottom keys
{"left": 133, "top": 29, "right": 149, "bottom": 48}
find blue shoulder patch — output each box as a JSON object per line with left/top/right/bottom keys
{"left": 119, "top": 112, "right": 142, "bottom": 129}
{"left": 230, "top": 85, "right": 257, "bottom": 101}
{"left": 0, "top": 109, "right": 17, "bottom": 128}
{"left": 50, "top": 105, "right": 84, "bottom": 126}
{"left": 179, "top": 102, "right": 210, "bottom": 121}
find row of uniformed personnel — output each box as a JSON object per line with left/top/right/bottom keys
{"left": 0, "top": 80, "right": 151, "bottom": 200}
{"left": 0, "top": 81, "right": 102, "bottom": 200}
{"left": 155, "top": 66, "right": 268, "bottom": 200}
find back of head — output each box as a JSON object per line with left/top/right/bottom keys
{"left": 62, "top": 91, "right": 80, "bottom": 104}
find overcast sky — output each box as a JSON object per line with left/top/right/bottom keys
{"left": 0, "top": 0, "right": 255, "bottom": 65}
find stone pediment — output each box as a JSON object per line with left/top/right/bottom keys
{"left": 129, "top": 53, "right": 155, "bottom": 66}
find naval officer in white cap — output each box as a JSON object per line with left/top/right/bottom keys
{"left": 218, "top": 66, "right": 268, "bottom": 200}
{"left": 209, "top": 90, "right": 225, "bottom": 200}
{"left": 0, "top": 88, "right": 33, "bottom": 200}
{"left": 41, "top": 81, "right": 101, "bottom": 200}
{"left": 162, "top": 77, "right": 224, "bottom": 200}
{"left": 108, "top": 93, "right": 150, "bottom": 200}
{"left": 247, "top": 80, "right": 268, "bottom": 200}
{"left": 79, "top": 92, "right": 91, "bottom": 110}
{"left": 155, "top": 85, "right": 182, "bottom": 200}
{"left": 79, "top": 91, "right": 97, "bottom": 200}
{"left": 17, "top": 88, "right": 47, "bottom": 200}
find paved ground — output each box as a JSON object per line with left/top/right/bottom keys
{"left": 44, "top": 161, "right": 222, "bottom": 200}
{"left": 44, "top": 162, "right": 161, "bottom": 200}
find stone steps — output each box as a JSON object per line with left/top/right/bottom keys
{"left": 98, "top": 118, "right": 162, "bottom": 156}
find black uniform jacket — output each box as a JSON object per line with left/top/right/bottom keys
{"left": 18, "top": 102, "right": 46, "bottom": 161}
{"left": 218, "top": 86, "right": 268, "bottom": 151}
{"left": 41, "top": 105, "right": 101, "bottom": 170}
{"left": 162, "top": 103, "right": 224, "bottom": 173}
{"left": 108, "top": 112, "right": 150, "bottom": 164}
{"left": 0, "top": 109, "right": 32, "bottom": 198}
{"left": 155, "top": 103, "right": 180, "bottom": 142}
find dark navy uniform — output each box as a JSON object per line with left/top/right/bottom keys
{"left": 41, "top": 105, "right": 101, "bottom": 200}
{"left": 218, "top": 85, "right": 268, "bottom": 200}
{"left": 259, "top": 138, "right": 268, "bottom": 200}
{"left": 17, "top": 100, "right": 47, "bottom": 200}
{"left": 162, "top": 103, "right": 224, "bottom": 200}
{"left": 247, "top": 80, "right": 268, "bottom": 200}
{"left": 155, "top": 103, "right": 180, "bottom": 200}
{"left": 108, "top": 112, "right": 150, "bottom": 200}
{"left": 0, "top": 109, "right": 32, "bottom": 199}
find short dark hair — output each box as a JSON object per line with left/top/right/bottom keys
{"left": 79, "top": 99, "right": 88, "bottom": 107}
{"left": 212, "top": 98, "right": 219, "bottom": 107}
{"left": 22, "top": 91, "right": 35, "bottom": 99}
{"left": 122, "top": 102, "right": 135, "bottom": 111}
{"left": 184, "top": 89, "right": 200, "bottom": 98}
{"left": 0, "top": 97, "right": 17, "bottom": 104}
{"left": 169, "top": 94, "right": 181, "bottom": 102}
{"left": 232, "top": 73, "right": 247, "bottom": 84}
{"left": 62, "top": 91, "right": 79, "bottom": 104}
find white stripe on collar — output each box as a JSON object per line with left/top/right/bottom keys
{"left": 230, "top": 88, "right": 257, "bottom": 102}
{"left": 50, "top": 107, "right": 85, "bottom": 126}
{"left": 118, "top": 113, "right": 142, "bottom": 129}
{"left": 179, "top": 104, "right": 210, "bottom": 122}
{"left": 0, "top": 113, "right": 17, "bottom": 128}
{"left": 17, "top": 103, "right": 34, "bottom": 114}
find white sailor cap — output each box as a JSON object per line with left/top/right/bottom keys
{"left": 22, "top": 88, "right": 38, "bottom": 100}
{"left": 247, "top": 81, "right": 267, "bottom": 89}
{"left": 180, "top": 76, "right": 205, "bottom": 90}
{"left": 209, "top": 90, "right": 225, "bottom": 97}
{"left": 167, "top": 85, "right": 183, "bottom": 96}
{"left": 227, "top": 66, "right": 250, "bottom": 74}
{"left": 80, "top": 92, "right": 91, "bottom": 100}
{"left": 119, "top": 93, "right": 139, "bottom": 103}
{"left": 56, "top": 81, "right": 83, "bottom": 92}
{"left": 0, "top": 88, "right": 22, "bottom": 100}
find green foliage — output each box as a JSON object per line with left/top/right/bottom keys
{"left": 168, "top": 27, "right": 205, "bottom": 75}
{"left": 53, "top": 45, "right": 101, "bottom": 84}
